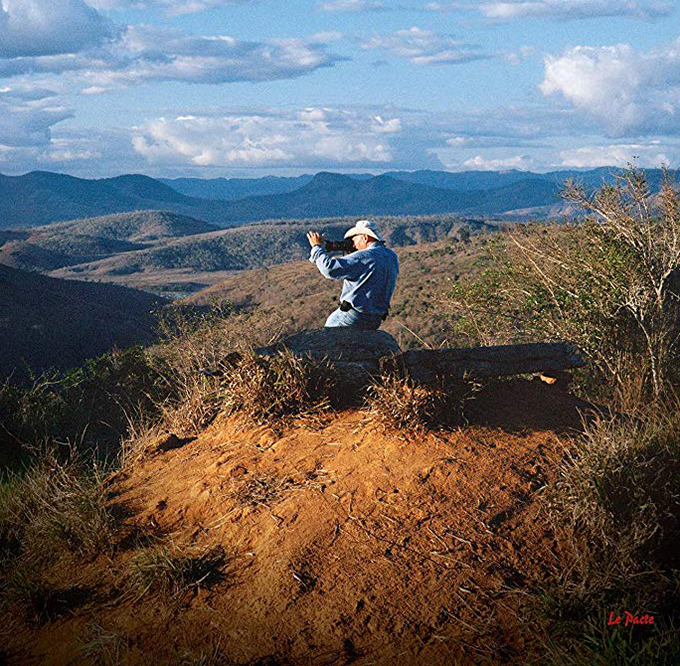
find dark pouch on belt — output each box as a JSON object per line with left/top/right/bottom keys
{"left": 339, "top": 301, "right": 353, "bottom": 312}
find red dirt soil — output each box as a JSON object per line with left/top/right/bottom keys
{"left": 3, "top": 379, "right": 591, "bottom": 665}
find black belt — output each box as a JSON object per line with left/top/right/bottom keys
{"left": 340, "top": 301, "right": 388, "bottom": 321}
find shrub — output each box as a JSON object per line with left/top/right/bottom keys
{"left": 535, "top": 403, "right": 680, "bottom": 662}
{"left": 220, "top": 351, "right": 335, "bottom": 426}
{"left": 0, "top": 449, "right": 113, "bottom": 564}
{"left": 366, "top": 373, "right": 475, "bottom": 432}
{"left": 445, "top": 167, "right": 680, "bottom": 400}
{"left": 128, "top": 544, "right": 224, "bottom": 598}
{"left": 549, "top": 408, "right": 680, "bottom": 595}
{"left": 0, "top": 346, "right": 165, "bottom": 460}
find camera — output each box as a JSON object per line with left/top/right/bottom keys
{"left": 325, "top": 239, "right": 355, "bottom": 254}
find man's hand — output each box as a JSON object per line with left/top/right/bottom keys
{"left": 307, "top": 231, "right": 325, "bottom": 248}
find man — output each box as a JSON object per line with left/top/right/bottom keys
{"left": 307, "top": 219, "right": 399, "bottom": 329}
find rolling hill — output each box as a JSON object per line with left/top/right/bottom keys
{"left": 0, "top": 264, "right": 163, "bottom": 378}
{"left": 0, "top": 211, "right": 218, "bottom": 272}
{"left": 46, "top": 215, "right": 494, "bottom": 294}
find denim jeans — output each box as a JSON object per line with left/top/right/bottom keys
{"left": 324, "top": 307, "right": 384, "bottom": 330}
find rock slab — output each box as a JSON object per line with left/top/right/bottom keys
{"left": 256, "top": 328, "right": 402, "bottom": 397}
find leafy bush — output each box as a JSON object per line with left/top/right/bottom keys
{"left": 0, "top": 346, "right": 165, "bottom": 460}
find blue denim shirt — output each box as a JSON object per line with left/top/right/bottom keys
{"left": 309, "top": 242, "right": 399, "bottom": 315}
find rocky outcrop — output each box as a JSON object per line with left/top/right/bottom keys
{"left": 255, "top": 329, "right": 585, "bottom": 396}
{"left": 256, "top": 328, "right": 401, "bottom": 398}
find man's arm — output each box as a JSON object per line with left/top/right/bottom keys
{"left": 307, "top": 230, "right": 363, "bottom": 280}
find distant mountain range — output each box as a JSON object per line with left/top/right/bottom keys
{"left": 159, "top": 167, "right": 620, "bottom": 200}
{"left": 158, "top": 174, "right": 320, "bottom": 199}
{"left": 1, "top": 167, "right": 675, "bottom": 230}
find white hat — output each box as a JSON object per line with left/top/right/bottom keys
{"left": 344, "top": 219, "right": 385, "bottom": 242}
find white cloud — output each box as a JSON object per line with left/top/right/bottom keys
{"left": 504, "top": 46, "right": 536, "bottom": 65}
{"left": 462, "top": 154, "right": 533, "bottom": 169}
{"left": 0, "top": 84, "right": 58, "bottom": 101}
{"left": 0, "top": 0, "right": 119, "bottom": 58}
{"left": 88, "top": 0, "right": 254, "bottom": 15}
{"left": 540, "top": 40, "right": 680, "bottom": 135}
{"left": 0, "top": 95, "right": 72, "bottom": 148}
{"left": 0, "top": 25, "right": 347, "bottom": 84}
{"left": 559, "top": 143, "right": 671, "bottom": 167}
{"left": 361, "top": 27, "right": 491, "bottom": 65}
{"left": 479, "top": 0, "right": 672, "bottom": 21}
{"left": 424, "top": 2, "right": 470, "bottom": 11}
{"left": 131, "top": 108, "right": 406, "bottom": 168}
{"left": 319, "top": 0, "right": 386, "bottom": 12}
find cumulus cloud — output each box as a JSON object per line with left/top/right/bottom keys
{"left": 540, "top": 40, "right": 680, "bottom": 135}
{"left": 424, "top": 2, "right": 474, "bottom": 12}
{"left": 462, "top": 154, "right": 533, "bottom": 169}
{"left": 559, "top": 142, "right": 671, "bottom": 168}
{"left": 0, "top": 26, "right": 347, "bottom": 84}
{"left": 361, "top": 27, "right": 491, "bottom": 65}
{"left": 131, "top": 108, "right": 408, "bottom": 168}
{"left": 87, "top": 0, "right": 254, "bottom": 15}
{"left": 479, "top": 0, "right": 672, "bottom": 21}
{"left": 319, "top": 0, "right": 387, "bottom": 11}
{"left": 0, "top": 0, "right": 119, "bottom": 58}
{"left": 0, "top": 94, "right": 72, "bottom": 148}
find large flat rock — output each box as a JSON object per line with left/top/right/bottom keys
{"left": 257, "top": 328, "right": 401, "bottom": 363}
{"left": 256, "top": 328, "right": 402, "bottom": 401}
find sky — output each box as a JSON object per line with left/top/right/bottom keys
{"left": 0, "top": 0, "right": 679, "bottom": 178}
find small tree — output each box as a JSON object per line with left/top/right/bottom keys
{"left": 445, "top": 167, "right": 680, "bottom": 398}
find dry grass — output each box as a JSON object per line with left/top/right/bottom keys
{"left": 549, "top": 406, "right": 680, "bottom": 589}
{"left": 78, "top": 624, "right": 129, "bottom": 666}
{"left": 150, "top": 306, "right": 288, "bottom": 436}
{"left": 0, "top": 449, "right": 113, "bottom": 564}
{"left": 534, "top": 400, "right": 680, "bottom": 662}
{"left": 127, "top": 543, "right": 225, "bottom": 598}
{"left": 232, "top": 468, "right": 328, "bottom": 509}
{"left": 221, "top": 350, "right": 336, "bottom": 426}
{"left": 366, "top": 373, "right": 476, "bottom": 433}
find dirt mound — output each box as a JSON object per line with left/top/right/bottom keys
{"left": 5, "top": 380, "right": 589, "bottom": 665}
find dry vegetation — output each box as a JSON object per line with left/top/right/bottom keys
{"left": 367, "top": 374, "right": 478, "bottom": 433}
{"left": 185, "top": 231, "right": 487, "bottom": 349}
{"left": 1, "top": 168, "right": 679, "bottom": 663}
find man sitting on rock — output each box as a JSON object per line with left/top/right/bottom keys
{"left": 307, "top": 219, "right": 399, "bottom": 329}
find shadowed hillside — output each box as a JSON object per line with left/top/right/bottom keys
{"left": 0, "top": 211, "right": 218, "bottom": 272}
{"left": 0, "top": 264, "right": 163, "bottom": 378}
